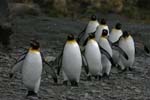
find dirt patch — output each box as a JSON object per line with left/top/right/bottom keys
{"left": 0, "top": 15, "right": 150, "bottom": 100}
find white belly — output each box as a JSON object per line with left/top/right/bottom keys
{"left": 85, "top": 21, "right": 99, "bottom": 34}
{"left": 109, "top": 29, "right": 122, "bottom": 43}
{"left": 81, "top": 21, "right": 99, "bottom": 45}
{"left": 85, "top": 40, "right": 102, "bottom": 75}
{"left": 22, "top": 52, "right": 42, "bottom": 90}
{"left": 62, "top": 43, "right": 82, "bottom": 82}
{"left": 119, "top": 36, "right": 135, "bottom": 67}
{"left": 99, "top": 38, "right": 112, "bottom": 56}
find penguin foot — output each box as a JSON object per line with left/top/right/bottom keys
{"left": 94, "top": 75, "right": 101, "bottom": 80}
{"left": 94, "top": 75, "right": 98, "bottom": 80}
{"left": 98, "top": 75, "right": 102, "bottom": 81}
{"left": 70, "top": 81, "right": 78, "bottom": 87}
{"left": 63, "top": 81, "right": 68, "bottom": 86}
{"left": 87, "top": 75, "right": 92, "bottom": 81}
{"left": 53, "top": 77, "right": 58, "bottom": 84}
{"left": 103, "top": 73, "right": 110, "bottom": 79}
{"left": 128, "top": 67, "right": 133, "bottom": 71}
{"left": 26, "top": 91, "right": 38, "bottom": 100}
{"left": 27, "top": 91, "right": 37, "bottom": 97}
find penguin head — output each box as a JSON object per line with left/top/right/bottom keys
{"left": 122, "top": 31, "right": 130, "bottom": 38}
{"left": 30, "top": 40, "right": 40, "bottom": 50}
{"left": 83, "top": 33, "right": 95, "bottom": 46}
{"left": 91, "top": 15, "right": 97, "bottom": 21}
{"left": 67, "top": 34, "right": 76, "bottom": 44}
{"left": 88, "top": 33, "right": 95, "bottom": 39}
{"left": 67, "top": 34, "right": 75, "bottom": 41}
{"left": 100, "top": 18, "right": 106, "bottom": 25}
{"left": 115, "top": 23, "right": 122, "bottom": 30}
{"left": 101, "top": 29, "right": 108, "bottom": 37}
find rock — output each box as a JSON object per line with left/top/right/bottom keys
{"left": 84, "top": 93, "right": 89, "bottom": 98}
{"left": 103, "top": 86, "right": 111, "bottom": 90}
{"left": 109, "top": 0, "right": 123, "bottom": 13}
{"left": 116, "top": 86, "right": 121, "bottom": 89}
{"left": 134, "top": 88, "right": 141, "bottom": 93}
{"left": 44, "top": 56, "right": 56, "bottom": 62}
{"left": 126, "top": 73, "right": 135, "bottom": 80}
{"left": 101, "top": 82, "right": 106, "bottom": 86}
{"left": 53, "top": 0, "right": 68, "bottom": 14}
{"left": 9, "top": 3, "right": 41, "bottom": 17}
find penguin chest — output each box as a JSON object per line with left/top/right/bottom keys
{"left": 22, "top": 52, "right": 42, "bottom": 86}
{"left": 109, "top": 29, "right": 122, "bottom": 43}
{"left": 85, "top": 40, "right": 102, "bottom": 75}
{"left": 62, "top": 43, "right": 82, "bottom": 80}
{"left": 99, "top": 38, "right": 112, "bottom": 56}
{"left": 119, "top": 37, "right": 135, "bottom": 66}
{"left": 85, "top": 21, "right": 99, "bottom": 34}
{"left": 119, "top": 37, "right": 135, "bottom": 58}
{"left": 84, "top": 21, "right": 99, "bottom": 42}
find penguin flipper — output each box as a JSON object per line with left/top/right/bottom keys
{"left": 77, "top": 25, "right": 87, "bottom": 43}
{"left": 41, "top": 53, "right": 57, "bottom": 83}
{"left": 10, "top": 51, "right": 27, "bottom": 78}
{"left": 83, "top": 37, "right": 89, "bottom": 46}
{"left": 10, "top": 60, "right": 24, "bottom": 78}
{"left": 108, "top": 39, "right": 113, "bottom": 46}
{"left": 43, "top": 61, "right": 58, "bottom": 83}
{"left": 56, "top": 52, "right": 63, "bottom": 75}
{"left": 99, "top": 46, "right": 115, "bottom": 66}
{"left": 112, "top": 45, "right": 128, "bottom": 60}
{"left": 144, "top": 45, "right": 150, "bottom": 54}
{"left": 81, "top": 54, "right": 89, "bottom": 74}
{"left": 111, "top": 36, "right": 122, "bottom": 46}
{"left": 83, "top": 32, "right": 96, "bottom": 46}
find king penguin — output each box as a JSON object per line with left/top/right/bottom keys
{"left": 95, "top": 18, "right": 109, "bottom": 42}
{"left": 108, "top": 23, "right": 123, "bottom": 66}
{"left": 58, "top": 34, "right": 82, "bottom": 86}
{"left": 77, "top": 15, "right": 99, "bottom": 45}
{"left": 10, "top": 40, "right": 57, "bottom": 98}
{"left": 109, "top": 23, "right": 123, "bottom": 43}
{"left": 117, "top": 31, "right": 135, "bottom": 71}
{"left": 84, "top": 33, "right": 102, "bottom": 80}
{"left": 98, "top": 29, "right": 113, "bottom": 77}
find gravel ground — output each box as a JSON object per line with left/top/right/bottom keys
{"left": 0, "top": 15, "right": 150, "bottom": 100}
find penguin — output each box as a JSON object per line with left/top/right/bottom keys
{"left": 10, "top": 40, "right": 57, "bottom": 98}
{"left": 144, "top": 45, "right": 150, "bottom": 54}
{"left": 83, "top": 33, "right": 102, "bottom": 80}
{"left": 95, "top": 18, "right": 109, "bottom": 42}
{"left": 77, "top": 15, "right": 99, "bottom": 45}
{"left": 108, "top": 23, "right": 123, "bottom": 43}
{"left": 108, "top": 23, "right": 123, "bottom": 66}
{"left": 57, "top": 34, "right": 82, "bottom": 86}
{"left": 117, "top": 31, "right": 135, "bottom": 71}
{"left": 98, "top": 29, "right": 113, "bottom": 77}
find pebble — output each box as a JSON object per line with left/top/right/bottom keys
{"left": 134, "top": 88, "right": 141, "bottom": 93}
{"left": 103, "top": 86, "right": 111, "bottom": 90}
{"left": 44, "top": 56, "right": 56, "bottom": 62}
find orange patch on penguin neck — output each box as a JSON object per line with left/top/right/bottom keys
{"left": 101, "top": 36, "right": 107, "bottom": 39}
{"left": 124, "top": 35, "right": 131, "bottom": 40}
{"left": 29, "top": 48, "right": 40, "bottom": 53}
{"left": 67, "top": 40, "right": 76, "bottom": 44}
